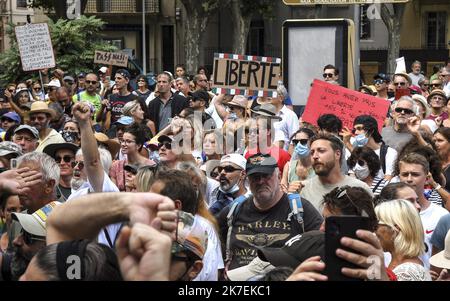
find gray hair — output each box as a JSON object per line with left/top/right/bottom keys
{"left": 176, "top": 77, "right": 189, "bottom": 85}
{"left": 17, "top": 152, "right": 60, "bottom": 184}
{"left": 411, "top": 60, "right": 421, "bottom": 67}
{"left": 122, "top": 100, "right": 140, "bottom": 117}
{"left": 176, "top": 161, "right": 207, "bottom": 197}
{"left": 418, "top": 77, "right": 428, "bottom": 86}
{"left": 75, "top": 147, "right": 112, "bottom": 174}
{"left": 277, "top": 84, "right": 288, "bottom": 100}
{"left": 395, "top": 96, "right": 419, "bottom": 115}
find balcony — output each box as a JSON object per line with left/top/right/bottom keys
{"left": 85, "top": 0, "right": 160, "bottom": 14}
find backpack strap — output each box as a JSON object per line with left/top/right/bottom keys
{"left": 225, "top": 194, "right": 249, "bottom": 264}
{"left": 287, "top": 193, "right": 305, "bottom": 233}
{"left": 379, "top": 143, "right": 389, "bottom": 174}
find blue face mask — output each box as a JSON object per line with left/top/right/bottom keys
{"left": 294, "top": 142, "right": 310, "bottom": 158}
{"left": 353, "top": 134, "right": 369, "bottom": 148}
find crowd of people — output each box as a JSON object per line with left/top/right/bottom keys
{"left": 0, "top": 59, "right": 449, "bottom": 282}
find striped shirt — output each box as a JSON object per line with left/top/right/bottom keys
{"left": 370, "top": 176, "right": 389, "bottom": 196}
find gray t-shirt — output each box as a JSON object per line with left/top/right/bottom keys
{"left": 408, "top": 72, "right": 425, "bottom": 87}
{"left": 381, "top": 126, "right": 413, "bottom": 152}
{"left": 300, "top": 175, "right": 374, "bottom": 210}
{"left": 430, "top": 214, "right": 450, "bottom": 251}
{"left": 158, "top": 98, "right": 173, "bottom": 131}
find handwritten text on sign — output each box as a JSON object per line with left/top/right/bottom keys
{"left": 212, "top": 53, "right": 281, "bottom": 96}
{"left": 15, "top": 23, "right": 56, "bottom": 72}
{"left": 302, "top": 80, "right": 390, "bottom": 132}
{"left": 94, "top": 51, "right": 128, "bottom": 68}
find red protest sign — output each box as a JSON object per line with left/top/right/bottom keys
{"left": 302, "top": 80, "right": 390, "bottom": 132}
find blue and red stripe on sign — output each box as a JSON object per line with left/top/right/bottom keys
{"left": 213, "top": 88, "right": 278, "bottom": 98}
{"left": 214, "top": 53, "right": 280, "bottom": 64}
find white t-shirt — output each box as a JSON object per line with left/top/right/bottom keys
{"left": 68, "top": 172, "right": 122, "bottom": 248}
{"left": 193, "top": 215, "right": 224, "bottom": 281}
{"left": 206, "top": 96, "right": 224, "bottom": 129}
{"left": 275, "top": 106, "right": 300, "bottom": 151}
{"left": 419, "top": 202, "right": 449, "bottom": 270}
{"left": 374, "top": 146, "right": 398, "bottom": 177}
{"left": 421, "top": 119, "right": 438, "bottom": 133}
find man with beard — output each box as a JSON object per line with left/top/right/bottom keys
{"left": 297, "top": 133, "right": 373, "bottom": 210}
{"left": 56, "top": 87, "right": 74, "bottom": 119}
{"left": 29, "top": 101, "right": 65, "bottom": 152}
{"left": 210, "top": 154, "right": 250, "bottom": 215}
{"left": 0, "top": 202, "right": 60, "bottom": 280}
{"left": 217, "top": 153, "right": 322, "bottom": 270}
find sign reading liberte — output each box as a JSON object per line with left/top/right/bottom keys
{"left": 212, "top": 53, "right": 281, "bottom": 97}
{"left": 283, "top": 0, "right": 409, "bottom": 4}
{"left": 15, "top": 23, "right": 56, "bottom": 72}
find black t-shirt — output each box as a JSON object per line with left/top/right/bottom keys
{"left": 444, "top": 166, "right": 450, "bottom": 193}
{"left": 56, "top": 184, "right": 72, "bottom": 202}
{"left": 109, "top": 93, "right": 138, "bottom": 123}
{"left": 217, "top": 193, "right": 323, "bottom": 270}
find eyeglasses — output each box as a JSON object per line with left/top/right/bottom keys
{"left": 323, "top": 73, "right": 334, "bottom": 78}
{"left": 29, "top": 115, "right": 47, "bottom": 122}
{"left": 374, "top": 79, "right": 385, "bottom": 85}
{"left": 121, "top": 140, "right": 136, "bottom": 145}
{"left": 394, "top": 82, "right": 406, "bottom": 87}
{"left": 158, "top": 142, "right": 172, "bottom": 150}
{"left": 71, "top": 161, "right": 84, "bottom": 170}
{"left": 85, "top": 80, "right": 98, "bottom": 85}
{"left": 292, "top": 139, "right": 308, "bottom": 146}
{"left": 55, "top": 155, "right": 74, "bottom": 164}
{"left": 394, "top": 107, "right": 414, "bottom": 115}
{"left": 217, "top": 165, "right": 241, "bottom": 174}
{"left": 33, "top": 87, "right": 41, "bottom": 91}
{"left": 21, "top": 229, "right": 45, "bottom": 245}
{"left": 431, "top": 96, "right": 445, "bottom": 102}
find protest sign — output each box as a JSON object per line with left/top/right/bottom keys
{"left": 15, "top": 23, "right": 56, "bottom": 72}
{"left": 212, "top": 53, "right": 281, "bottom": 97}
{"left": 94, "top": 51, "right": 128, "bottom": 67}
{"left": 302, "top": 80, "right": 390, "bottom": 132}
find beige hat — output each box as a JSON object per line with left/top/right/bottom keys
{"left": 393, "top": 72, "right": 412, "bottom": 85}
{"left": 412, "top": 94, "right": 431, "bottom": 118}
{"left": 428, "top": 89, "right": 448, "bottom": 102}
{"left": 94, "top": 132, "right": 120, "bottom": 160}
{"left": 29, "top": 101, "right": 56, "bottom": 119}
{"left": 430, "top": 230, "right": 450, "bottom": 270}
{"left": 226, "top": 95, "right": 248, "bottom": 109}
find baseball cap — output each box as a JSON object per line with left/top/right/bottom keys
{"left": 14, "top": 125, "right": 39, "bottom": 139}
{"left": 220, "top": 154, "right": 247, "bottom": 170}
{"left": 63, "top": 76, "right": 75, "bottom": 83}
{"left": 227, "top": 256, "right": 275, "bottom": 281}
{"left": 246, "top": 153, "right": 278, "bottom": 176}
{"left": 157, "top": 135, "right": 173, "bottom": 144}
{"left": 78, "top": 72, "right": 86, "bottom": 78}
{"left": 46, "top": 79, "right": 61, "bottom": 88}
{"left": 12, "top": 201, "right": 61, "bottom": 237}
{"left": 116, "top": 69, "right": 131, "bottom": 79}
{"left": 430, "top": 230, "right": 450, "bottom": 270}
{"left": 257, "top": 230, "right": 325, "bottom": 269}
{"left": 373, "top": 73, "right": 390, "bottom": 82}
{"left": 0, "top": 141, "right": 22, "bottom": 157}
{"left": 124, "top": 164, "right": 139, "bottom": 174}
{"left": 99, "top": 67, "right": 108, "bottom": 74}
{"left": 171, "top": 211, "right": 208, "bottom": 260}
{"left": 1, "top": 111, "right": 21, "bottom": 123}
{"left": 114, "top": 116, "right": 133, "bottom": 126}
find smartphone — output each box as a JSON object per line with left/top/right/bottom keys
{"left": 324, "top": 216, "right": 370, "bottom": 281}
{"left": 10, "top": 158, "right": 18, "bottom": 169}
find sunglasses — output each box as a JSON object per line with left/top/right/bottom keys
{"left": 55, "top": 155, "right": 74, "bottom": 164}
{"left": 217, "top": 165, "right": 241, "bottom": 174}
{"left": 334, "top": 187, "right": 369, "bottom": 217}
{"left": 422, "top": 84, "right": 429, "bottom": 87}
{"left": 138, "top": 79, "right": 146, "bottom": 83}
{"left": 357, "top": 160, "right": 366, "bottom": 167}
{"left": 71, "top": 161, "right": 84, "bottom": 170}
{"left": 374, "top": 79, "right": 385, "bottom": 85}
{"left": 394, "top": 82, "right": 406, "bottom": 86}
{"left": 323, "top": 73, "right": 334, "bottom": 78}
{"left": 158, "top": 142, "right": 172, "bottom": 150}
{"left": 394, "top": 107, "right": 414, "bottom": 115}
{"left": 21, "top": 229, "right": 45, "bottom": 245}
{"left": 292, "top": 139, "right": 308, "bottom": 146}
{"left": 86, "top": 80, "right": 98, "bottom": 85}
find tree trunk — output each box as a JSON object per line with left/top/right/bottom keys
{"left": 230, "top": 0, "right": 252, "bottom": 54}
{"left": 381, "top": 4, "right": 405, "bottom": 75}
{"left": 183, "top": 9, "right": 203, "bottom": 75}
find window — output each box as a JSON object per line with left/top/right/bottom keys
{"left": 360, "top": 5, "right": 371, "bottom": 40}
{"left": 247, "top": 20, "right": 265, "bottom": 56}
{"left": 426, "top": 12, "right": 447, "bottom": 49}
{"left": 17, "top": 0, "right": 28, "bottom": 9}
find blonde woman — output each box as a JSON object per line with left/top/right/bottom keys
{"left": 375, "top": 199, "right": 431, "bottom": 281}
{"left": 122, "top": 100, "right": 156, "bottom": 136}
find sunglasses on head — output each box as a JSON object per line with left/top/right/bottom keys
{"left": 158, "top": 141, "right": 172, "bottom": 150}
{"left": 394, "top": 107, "right": 414, "bottom": 115}
{"left": 323, "top": 73, "right": 334, "bottom": 78}
{"left": 21, "top": 229, "right": 45, "bottom": 245}
{"left": 55, "top": 155, "right": 74, "bottom": 164}
{"left": 217, "top": 165, "right": 241, "bottom": 174}
{"left": 292, "top": 139, "right": 308, "bottom": 146}
{"left": 71, "top": 161, "right": 84, "bottom": 170}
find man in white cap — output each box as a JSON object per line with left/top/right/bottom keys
{"left": 210, "top": 154, "right": 250, "bottom": 215}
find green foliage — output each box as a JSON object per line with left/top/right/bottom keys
{"left": 0, "top": 15, "right": 116, "bottom": 84}
{"left": 239, "top": 0, "right": 275, "bottom": 18}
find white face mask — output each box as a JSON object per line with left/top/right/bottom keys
{"left": 353, "top": 162, "right": 370, "bottom": 180}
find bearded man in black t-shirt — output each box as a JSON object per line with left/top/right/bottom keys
{"left": 109, "top": 69, "right": 138, "bottom": 124}
{"left": 217, "top": 154, "right": 323, "bottom": 270}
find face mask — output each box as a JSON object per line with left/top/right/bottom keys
{"left": 219, "top": 177, "right": 241, "bottom": 194}
{"left": 294, "top": 142, "right": 310, "bottom": 158}
{"left": 387, "top": 91, "right": 395, "bottom": 98}
{"left": 61, "top": 131, "right": 79, "bottom": 143}
{"left": 352, "top": 134, "right": 369, "bottom": 148}
{"left": 353, "top": 163, "right": 370, "bottom": 180}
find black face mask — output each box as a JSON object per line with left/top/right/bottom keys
{"left": 387, "top": 91, "right": 395, "bottom": 98}
{"left": 61, "top": 131, "right": 79, "bottom": 143}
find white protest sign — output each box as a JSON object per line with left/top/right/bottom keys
{"left": 395, "top": 57, "right": 406, "bottom": 74}
{"left": 94, "top": 51, "right": 129, "bottom": 67}
{"left": 15, "top": 23, "right": 56, "bottom": 72}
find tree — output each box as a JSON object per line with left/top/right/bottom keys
{"left": 28, "top": 0, "right": 88, "bottom": 20}
{"left": 380, "top": 3, "right": 406, "bottom": 75}
{"left": 178, "top": 0, "right": 220, "bottom": 75}
{"left": 229, "top": 0, "right": 274, "bottom": 55}
{"left": 0, "top": 16, "right": 116, "bottom": 84}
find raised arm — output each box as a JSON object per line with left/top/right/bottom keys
{"left": 213, "top": 94, "right": 228, "bottom": 121}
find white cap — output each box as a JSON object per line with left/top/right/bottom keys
{"left": 220, "top": 154, "right": 246, "bottom": 170}
{"left": 99, "top": 66, "right": 108, "bottom": 74}
{"left": 46, "top": 79, "right": 61, "bottom": 88}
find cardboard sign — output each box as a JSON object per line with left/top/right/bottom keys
{"left": 302, "top": 80, "right": 390, "bottom": 132}
{"left": 15, "top": 23, "right": 56, "bottom": 72}
{"left": 212, "top": 53, "right": 281, "bottom": 97}
{"left": 94, "top": 51, "right": 128, "bottom": 67}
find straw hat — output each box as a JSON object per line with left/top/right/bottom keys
{"left": 29, "top": 101, "right": 56, "bottom": 119}
{"left": 430, "top": 230, "right": 450, "bottom": 269}
{"left": 94, "top": 132, "right": 120, "bottom": 160}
